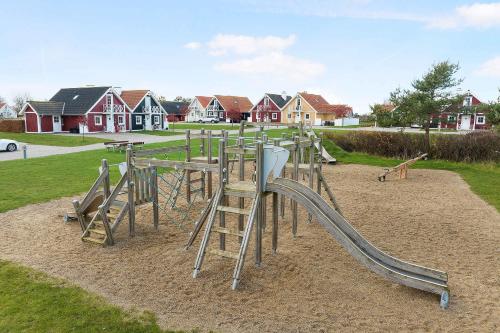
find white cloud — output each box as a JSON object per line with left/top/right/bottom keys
{"left": 427, "top": 2, "right": 500, "bottom": 29}
{"left": 207, "top": 34, "right": 296, "bottom": 56}
{"left": 184, "top": 42, "right": 202, "bottom": 50}
{"left": 214, "top": 52, "right": 325, "bottom": 81}
{"left": 476, "top": 56, "right": 500, "bottom": 77}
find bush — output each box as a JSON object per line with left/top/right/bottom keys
{"left": 325, "top": 130, "right": 500, "bottom": 163}
{"left": 0, "top": 119, "right": 25, "bottom": 132}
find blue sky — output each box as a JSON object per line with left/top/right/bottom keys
{"left": 1, "top": 0, "right": 499, "bottom": 113}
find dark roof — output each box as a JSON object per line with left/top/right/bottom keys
{"left": 50, "top": 86, "right": 110, "bottom": 115}
{"left": 160, "top": 101, "right": 189, "bottom": 115}
{"left": 267, "top": 93, "right": 291, "bottom": 108}
{"left": 28, "top": 101, "right": 65, "bottom": 115}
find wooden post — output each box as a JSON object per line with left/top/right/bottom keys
{"left": 185, "top": 130, "right": 191, "bottom": 203}
{"left": 238, "top": 137, "right": 245, "bottom": 242}
{"left": 152, "top": 166, "right": 159, "bottom": 230}
{"left": 200, "top": 128, "right": 205, "bottom": 156}
{"left": 239, "top": 120, "right": 245, "bottom": 138}
{"left": 272, "top": 191, "right": 278, "bottom": 254}
{"left": 317, "top": 135, "right": 323, "bottom": 195}
{"left": 308, "top": 136, "right": 315, "bottom": 223}
{"left": 218, "top": 138, "right": 226, "bottom": 251}
{"left": 292, "top": 136, "right": 299, "bottom": 238}
{"left": 72, "top": 200, "right": 86, "bottom": 232}
{"left": 101, "top": 159, "right": 110, "bottom": 202}
{"left": 126, "top": 145, "right": 136, "bottom": 237}
{"left": 299, "top": 121, "right": 305, "bottom": 163}
{"left": 207, "top": 130, "right": 213, "bottom": 199}
{"left": 200, "top": 128, "right": 206, "bottom": 198}
{"left": 255, "top": 141, "right": 263, "bottom": 266}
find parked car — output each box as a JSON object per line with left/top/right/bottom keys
{"left": 0, "top": 139, "right": 18, "bottom": 152}
{"left": 198, "top": 117, "right": 219, "bottom": 123}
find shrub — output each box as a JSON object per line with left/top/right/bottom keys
{"left": 0, "top": 119, "right": 25, "bottom": 133}
{"left": 325, "top": 130, "right": 500, "bottom": 163}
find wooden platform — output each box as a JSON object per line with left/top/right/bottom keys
{"left": 224, "top": 181, "right": 256, "bottom": 198}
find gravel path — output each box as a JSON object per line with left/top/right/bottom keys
{"left": 0, "top": 164, "right": 498, "bottom": 332}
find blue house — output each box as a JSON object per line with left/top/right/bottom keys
{"left": 121, "top": 90, "right": 168, "bottom": 130}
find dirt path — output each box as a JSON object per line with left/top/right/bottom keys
{"left": 0, "top": 164, "right": 498, "bottom": 332}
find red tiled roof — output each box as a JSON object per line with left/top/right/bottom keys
{"left": 299, "top": 92, "right": 329, "bottom": 109}
{"left": 120, "top": 90, "right": 149, "bottom": 110}
{"left": 316, "top": 104, "right": 353, "bottom": 117}
{"left": 214, "top": 95, "right": 253, "bottom": 113}
{"left": 196, "top": 96, "right": 213, "bottom": 108}
{"left": 0, "top": 102, "right": 6, "bottom": 109}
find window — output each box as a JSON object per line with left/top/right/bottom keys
{"left": 476, "top": 115, "right": 485, "bottom": 124}
{"left": 271, "top": 112, "right": 277, "bottom": 120}
{"left": 447, "top": 115, "right": 456, "bottom": 122}
{"left": 154, "top": 115, "right": 160, "bottom": 125}
{"left": 287, "top": 113, "right": 291, "bottom": 119}
{"left": 297, "top": 98, "right": 301, "bottom": 106}
{"left": 118, "top": 115, "right": 125, "bottom": 125}
{"left": 106, "top": 94, "right": 113, "bottom": 105}
{"left": 53, "top": 116, "right": 60, "bottom": 123}
{"left": 94, "top": 115, "right": 102, "bottom": 126}
{"left": 136, "top": 115, "right": 142, "bottom": 125}
{"left": 208, "top": 111, "right": 213, "bottom": 116}
{"left": 264, "top": 97, "right": 269, "bottom": 106}
{"left": 305, "top": 113, "right": 310, "bottom": 120}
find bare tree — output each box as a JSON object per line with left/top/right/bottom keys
{"left": 13, "top": 92, "right": 32, "bottom": 113}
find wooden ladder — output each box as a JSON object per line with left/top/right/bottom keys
{"left": 192, "top": 186, "right": 260, "bottom": 289}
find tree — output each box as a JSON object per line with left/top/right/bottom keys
{"left": 390, "top": 61, "right": 462, "bottom": 152}
{"left": 173, "top": 96, "right": 192, "bottom": 104}
{"left": 370, "top": 103, "right": 396, "bottom": 127}
{"left": 226, "top": 109, "right": 242, "bottom": 126}
{"left": 476, "top": 91, "right": 500, "bottom": 132}
{"left": 13, "top": 92, "right": 32, "bottom": 114}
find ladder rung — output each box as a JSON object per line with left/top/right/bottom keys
{"left": 90, "top": 228, "right": 106, "bottom": 235}
{"left": 82, "top": 236, "right": 106, "bottom": 245}
{"left": 190, "top": 178, "right": 203, "bottom": 184}
{"left": 216, "top": 205, "right": 250, "bottom": 215}
{"left": 111, "top": 200, "right": 127, "bottom": 208}
{"left": 209, "top": 249, "right": 239, "bottom": 260}
{"left": 211, "top": 226, "right": 244, "bottom": 237}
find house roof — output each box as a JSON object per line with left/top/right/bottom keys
{"left": 214, "top": 95, "right": 253, "bottom": 113}
{"left": 50, "top": 86, "right": 111, "bottom": 115}
{"left": 160, "top": 101, "right": 189, "bottom": 115}
{"left": 316, "top": 104, "right": 353, "bottom": 117}
{"left": 28, "top": 101, "right": 65, "bottom": 115}
{"left": 121, "top": 90, "right": 149, "bottom": 110}
{"left": 196, "top": 96, "right": 213, "bottom": 108}
{"left": 299, "top": 92, "right": 329, "bottom": 110}
{"left": 0, "top": 102, "right": 6, "bottom": 109}
{"left": 266, "top": 93, "right": 292, "bottom": 108}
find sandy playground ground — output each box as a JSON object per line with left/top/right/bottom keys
{"left": 0, "top": 164, "right": 499, "bottom": 332}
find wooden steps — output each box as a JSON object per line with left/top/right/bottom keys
{"left": 211, "top": 226, "right": 244, "bottom": 237}
{"left": 82, "top": 236, "right": 106, "bottom": 245}
{"left": 224, "top": 181, "right": 256, "bottom": 198}
{"left": 216, "top": 205, "right": 250, "bottom": 215}
{"left": 209, "top": 249, "right": 239, "bottom": 260}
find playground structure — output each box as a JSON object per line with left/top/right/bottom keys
{"left": 378, "top": 153, "right": 428, "bottom": 182}
{"left": 71, "top": 122, "right": 450, "bottom": 308}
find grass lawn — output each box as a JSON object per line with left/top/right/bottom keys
{"left": 0, "top": 132, "right": 109, "bottom": 147}
{"left": 0, "top": 260, "right": 192, "bottom": 333}
{"left": 169, "top": 122, "right": 249, "bottom": 131}
{"left": 137, "top": 130, "right": 184, "bottom": 136}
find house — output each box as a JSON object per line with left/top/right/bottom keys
{"left": 250, "top": 92, "right": 291, "bottom": 123}
{"left": 207, "top": 95, "right": 253, "bottom": 122}
{"left": 186, "top": 96, "right": 212, "bottom": 122}
{"left": 281, "top": 92, "right": 353, "bottom": 125}
{"left": 22, "top": 86, "right": 131, "bottom": 133}
{"left": 161, "top": 101, "right": 189, "bottom": 122}
{"left": 434, "top": 91, "right": 488, "bottom": 130}
{"left": 0, "top": 103, "right": 17, "bottom": 119}
{"left": 121, "top": 90, "right": 168, "bottom": 131}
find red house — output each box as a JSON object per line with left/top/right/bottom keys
{"left": 250, "top": 92, "right": 291, "bottom": 123}
{"left": 22, "top": 86, "right": 131, "bottom": 133}
{"left": 433, "top": 91, "right": 489, "bottom": 130}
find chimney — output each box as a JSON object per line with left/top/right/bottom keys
{"left": 281, "top": 91, "right": 287, "bottom": 101}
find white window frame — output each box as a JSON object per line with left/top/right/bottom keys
{"left": 94, "top": 115, "right": 102, "bottom": 126}
{"left": 287, "top": 113, "right": 291, "bottom": 119}
{"left": 208, "top": 111, "right": 213, "bottom": 116}
{"left": 106, "top": 94, "right": 113, "bottom": 105}
{"left": 118, "top": 115, "right": 125, "bottom": 125}
{"left": 154, "top": 115, "right": 160, "bottom": 125}
{"left": 136, "top": 115, "right": 142, "bottom": 125}
{"left": 447, "top": 115, "right": 456, "bottom": 122}
{"left": 53, "top": 115, "right": 60, "bottom": 123}
{"left": 476, "top": 115, "right": 485, "bottom": 124}
{"left": 305, "top": 113, "right": 310, "bottom": 120}
{"left": 264, "top": 97, "right": 269, "bottom": 106}
{"left": 271, "top": 112, "right": 277, "bottom": 120}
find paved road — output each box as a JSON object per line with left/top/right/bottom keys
{"left": 0, "top": 128, "right": 256, "bottom": 162}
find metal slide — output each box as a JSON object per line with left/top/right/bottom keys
{"left": 306, "top": 131, "right": 336, "bottom": 163}
{"left": 266, "top": 178, "right": 450, "bottom": 308}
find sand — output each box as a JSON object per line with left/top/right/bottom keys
{"left": 0, "top": 164, "right": 499, "bottom": 332}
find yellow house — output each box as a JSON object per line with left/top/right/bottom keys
{"left": 281, "top": 92, "right": 353, "bottom": 126}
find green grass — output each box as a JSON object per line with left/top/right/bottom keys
{"left": 137, "top": 130, "right": 184, "bottom": 136}
{"left": 0, "top": 260, "right": 191, "bottom": 333}
{"left": 0, "top": 132, "right": 108, "bottom": 147}
{"left": 169, "top": 122, "right": 248, "bottom": 130}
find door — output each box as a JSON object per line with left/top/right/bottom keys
{"left": 145, "top": 114, "right": 152, "bottom": 130}
{"left": 106, "top": 114, "right": 114, "bottom": 132}
{"left": 53, "top": 115, "right": 62, "bottom": 132}
{"left": 460, "top": 115, "right": 471, "bottom": 130}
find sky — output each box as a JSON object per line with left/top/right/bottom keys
{"left": 0, "top": 0, "right": 499, "bottom": 114}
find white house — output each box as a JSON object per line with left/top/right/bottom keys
{"left": 186, "top": 96, "right": 213, "bottom": 122}
{"left": 0, "top": 103, "right": 17, "bottom": 119}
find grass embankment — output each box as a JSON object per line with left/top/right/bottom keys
{"left": 0, "top": 132, "right": 108, "bottom": 147}
{"left": 0, "top": 260, "right": 191, "bottom": 332}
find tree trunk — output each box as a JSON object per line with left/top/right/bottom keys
{"left": 424, "top": 115, "right": 431, "bottom": 154}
